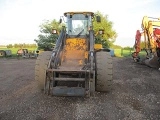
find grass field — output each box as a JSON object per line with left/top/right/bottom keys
{"left": 114, "top": 49, "right": 146, "bottom": 57}
{"left": 0, "top": 47, "right": 146, "bottom": 58}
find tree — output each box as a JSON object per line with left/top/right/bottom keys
{"left": 35, "top": 12, "right": 117, "bottom": 50}
{"left": 6, "top": 44, "right": 13, "bottom": 48}
{"left": 123, "top": 46, "right": 132, "bottom": 50}
{"left": 34, "top": 19, "right": 62, "bottom": 51}
{"left": 13, "top": 44, "right": 18, "bottom": 48}
{"left": 110, "top": 44, "right": 122, "bottom": 49}
{"left": 93, "top": 11, "right": 117, "bottom": 48}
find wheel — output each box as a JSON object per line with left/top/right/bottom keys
{"left": 44, "top": 74, "right": 52, "bottom": 95}
{"left": 35, "top": 51, "right": 52, "bottom": 91}
{"left": 95, "top": 51, "right": 113, "bottom": 92}
{"left": 0, "top": 50, "right": 6, "bottom": 57}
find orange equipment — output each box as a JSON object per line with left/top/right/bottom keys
{"left": 132, "top": 30, "right": 142, "bottom": 62}
{"left": 132, "top": 16, "right": 160, "bottom": 68}
{"left": 35, "top": 12, "right": 113, "bottom": 97}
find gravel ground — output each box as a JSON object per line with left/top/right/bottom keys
{"left": 0, "top": 57, "right": 160, "bottom": 120}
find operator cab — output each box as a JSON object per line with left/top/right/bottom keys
{"left": 64, "top": 12, "right": 94, "bottom": 37}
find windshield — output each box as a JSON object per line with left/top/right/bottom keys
{"left": 66, "top": 14, "right": 92, "bottom": 36}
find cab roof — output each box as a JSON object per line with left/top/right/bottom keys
{"left": 64, "top": 12, "right": 94, "bottom": 17}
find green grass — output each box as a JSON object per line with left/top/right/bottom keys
{"left": 114, "top": 49, "right": 146, "bottom": 57}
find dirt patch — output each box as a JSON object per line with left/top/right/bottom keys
{"left": 0, "top": 57, "right": 160, "bottom": 120}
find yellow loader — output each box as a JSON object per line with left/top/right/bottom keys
{"left": 35, "top": 12, "right": 113, "bottom": 97}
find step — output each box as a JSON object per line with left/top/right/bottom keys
{"left": 47, "top": 68, "right": 90, "bottom": 72}
{"left": 54, "top": 77, "right": 85, "bottom": 81}
{"left": 52, "top": 87, "right": 85, "bottom": 96}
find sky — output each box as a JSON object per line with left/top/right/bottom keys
{"left": 0, "top": 0, "right": 160, "bottom": 47}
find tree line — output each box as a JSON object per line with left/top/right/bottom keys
{"left": 6, "top": 43, "right": 37, "bottom": 48}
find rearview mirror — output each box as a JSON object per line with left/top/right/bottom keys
{"left": 96, "top": 16, "right": 101, "bottom": 22}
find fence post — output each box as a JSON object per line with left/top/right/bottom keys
{"left": 121, "top": 49, "right": 123, "bottom": 56}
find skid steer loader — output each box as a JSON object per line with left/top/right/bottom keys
{"left": 35, "top": 12, "right": 113, "bottom": 97}
{"left": 132, "top": 16, "right": 160, "bottom": 69}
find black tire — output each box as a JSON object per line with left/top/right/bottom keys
{"left": 35, "top": 51, "right": 52, "bottom": 91}
{"left": 96, "top": 51, "right": 113, "bottom": 92}
{"left": 0, "top": 50, "right": 6, "bottom": 57}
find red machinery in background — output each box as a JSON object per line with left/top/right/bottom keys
{"left": 132, "top": 30, "right": 142, "bottom": 62}
{"left": 132, "top": 16, "right": 160, "bottom": 69}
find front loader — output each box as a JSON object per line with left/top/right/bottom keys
{"left": 35, "top": 12, "right": 113, "bottom": 97}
